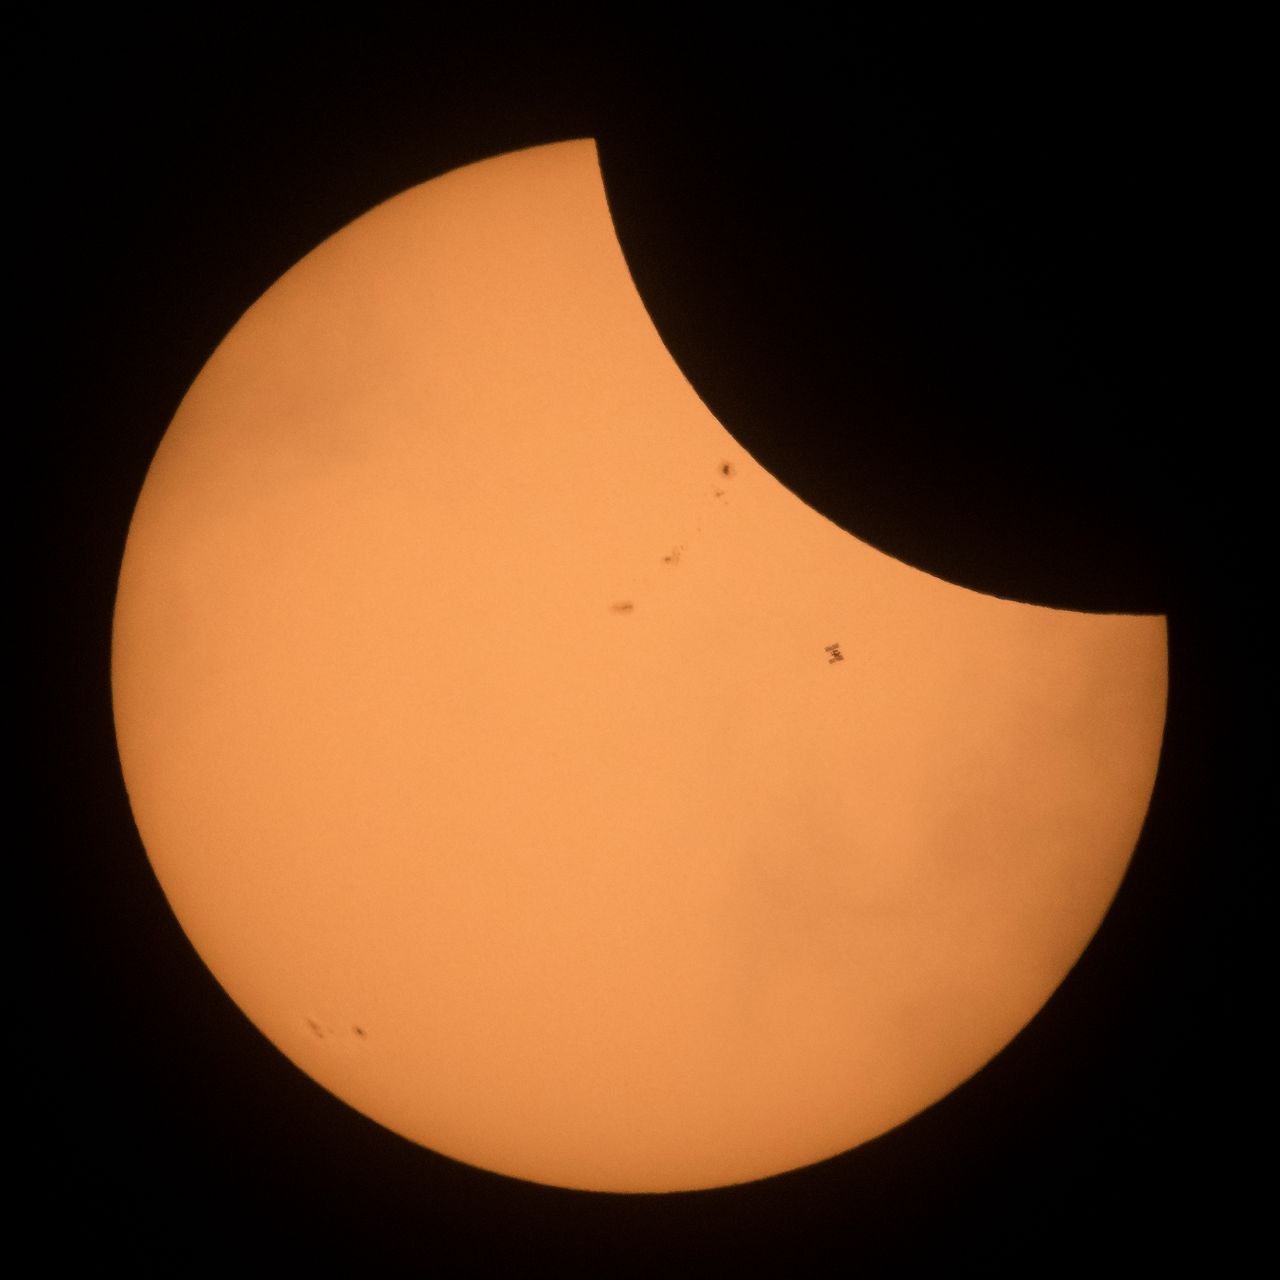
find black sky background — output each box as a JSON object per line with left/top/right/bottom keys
{"left": 30, "top": 13, "right": 1262, "bottom": 1271}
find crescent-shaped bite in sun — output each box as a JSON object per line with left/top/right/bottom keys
{"left": 112, "top": 139, "right": 1167, "bottom": 1193}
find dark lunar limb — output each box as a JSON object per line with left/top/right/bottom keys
{"left": 596, "top": 25, "right": 1224, "bottom": 612}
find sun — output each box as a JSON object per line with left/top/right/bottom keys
{"left": 112, "top": 139, "right": 1167, "bottom": 1193}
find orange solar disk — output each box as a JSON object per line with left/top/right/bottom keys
{"left": 112, "top": 139, "right": 1167, "bottom": 1193}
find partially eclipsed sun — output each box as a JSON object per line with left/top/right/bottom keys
{"left": 112, "top": 139, "right": 1167, "bottom": 1193}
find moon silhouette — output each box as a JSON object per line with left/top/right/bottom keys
{"left": 111, "top": 139, "right": 1167, "bottom": 1193}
